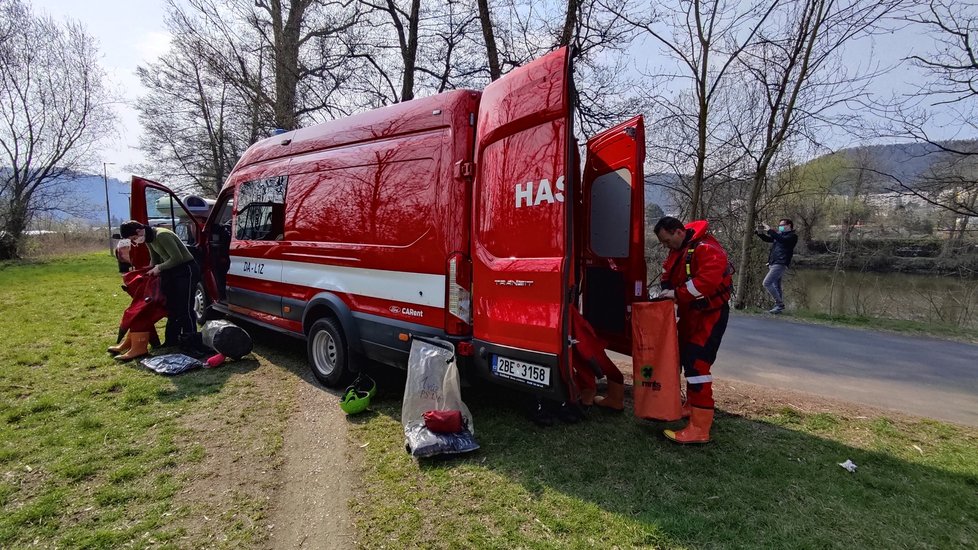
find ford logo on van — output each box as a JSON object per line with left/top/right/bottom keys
{"left": 389, "top": 305, "right": 423, "bottom": 318}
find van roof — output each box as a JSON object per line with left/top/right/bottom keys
{"left": 234, "top": 89, "right": 481, "bottom": 171}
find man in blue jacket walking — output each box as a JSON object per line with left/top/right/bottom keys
{"left": 756, "top": 218, "right": 798, "bottom": 314}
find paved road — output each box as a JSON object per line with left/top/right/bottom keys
{"left": 711, "top": 314, "right": 978, "bottom": 426}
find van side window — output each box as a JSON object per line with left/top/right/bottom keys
{"left": 236, "top": 176, "right": 287, "bottom": 241}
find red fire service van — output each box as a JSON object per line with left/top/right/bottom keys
{"left": 127, "top": 47, "right": 646, "bottom": 402}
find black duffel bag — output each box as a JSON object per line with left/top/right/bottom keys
{"left": 200, "top": 320, "right": 253, "bottom": 359}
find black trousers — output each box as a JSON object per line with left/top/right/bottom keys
{"left": 160, "top": 261, "right": 199, "bottom": 344}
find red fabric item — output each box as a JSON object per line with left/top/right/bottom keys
{"left": 119, "top": 269, "right": 167, "bottom": 333}
{"left": 659, "top": 220, "right": 732, "bottom": 409}
{"left": 204, "top": 353, "right": 226, "bottom": 368}
{"left": 423, "top": 410, "right": 464, "bottom": 433}
{"left": 570, "top": 308, "right": 624, "bottom": 387}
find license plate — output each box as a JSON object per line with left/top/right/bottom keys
{"left": 491, "top": 355, "right": 551, "bottom": 388}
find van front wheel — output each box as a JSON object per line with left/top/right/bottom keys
{"left": 193, "top": 282, "right": 209, "bottom": 325}
{"left": 307, "top": 317, "right": 348, "bottom": 387}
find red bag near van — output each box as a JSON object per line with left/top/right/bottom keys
{"left": 631, "top": 301, "right": 682, "bottom": 421}
{"left": 423, "top": 410, "right": 464, "bottom": 433}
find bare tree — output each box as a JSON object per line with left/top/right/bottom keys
{"left": 420, "top": 2, "right": 484, "bottom": 92}
{"left": 252, "top": 0, "right": 363, "bottom": 129}
{"left": 137, "top": 0, "right": 365, "bottom": 193}
{"left": 895, "top": 0, "right": 978, "bottom": 153}
{"left": 164, "top": 0, "right": 363, "bottom": 130}
{"left": 607, "top": 0, "right": 781, "bottom": 219}
{"left": 0, "top": 0, "right": 115, "bottom": 258}
{"left": 350, "top": 0, "right": 486, "bottom": 104}
{"left": 359, "top": 0, "right": 422, "bottom": 101}
{"left": 779, "top": 153, "right": 850, "bottom": 250}
{"left": 476, "top": 0, "right": 503, "bottom": 81}
{"left": 136, "top": 18, "right": 261, "bottom": 195}
{"left": 729, "top": 0, "right": 901, "bottom": 308}
{"left": 881, "top": 1, "right": 978, "bottom": 229}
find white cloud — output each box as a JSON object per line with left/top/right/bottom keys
{"left": 135, "top": 31, "right": 172, "bottom": 61}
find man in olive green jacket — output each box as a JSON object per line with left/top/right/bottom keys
{"left": 120, "top": 221, "right": 199, "bottom": 347}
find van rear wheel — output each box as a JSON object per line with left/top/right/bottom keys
{"left": 307, "top": 317, "right": 348, "bottom": 387}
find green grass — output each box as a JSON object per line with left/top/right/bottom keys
{"left": 763, "top": 308, "right": 978, "bottom": 343}
{"left": 350, "top": 382, "right": 978, "bottom": 549}
{"left": 0, "top": 253, "right": 292, "bottom": 548}
{"left": 5, "top": 253, "right": 978, "bottom": 548}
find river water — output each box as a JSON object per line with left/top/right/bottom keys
{"left": 779, "top": 269, "right": 978, "bottom": 329}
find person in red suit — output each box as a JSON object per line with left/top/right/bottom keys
{"left": 107, "top": 240, "right": 167, "bottom": 361}
{"left": 570, "top": 308, "right": 625, "bottom": 411}
{"left": 653, "top": 217, "right": 733, "bottom": 444}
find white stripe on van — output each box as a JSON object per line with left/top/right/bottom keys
{"left": 229, "top": 256, "right": 446, "bottom": 308}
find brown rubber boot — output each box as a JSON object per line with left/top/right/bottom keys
{"left": 594, "top": 381, "right": 625, "bottom": 411}
{"left": 107, "top": 333, "right": 131, "bottom": 355}
{"left": 681, "top": 401, "right": 691, "bottom": 418}
{"left": 579, "top": 387, "right": 596, "bottom": 407}
{"left": 115, "top": 332, "right": 150, "bottom": 362}
{"left": 664, "top": 407, "right": 714, "bottom": 444}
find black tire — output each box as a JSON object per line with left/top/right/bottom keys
{"left": 192, "top": 281, "right": 209, "bottom": 326}
{"left": 307, "top": 317, "right": 348, "bottom": 387}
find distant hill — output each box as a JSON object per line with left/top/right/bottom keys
{"left": 61, "top": 173, "right": 132, "bottom": 226}
{"left": 812, "top": 140, "right": 977, "bottom": 193}
{"left": 0, "top": 170, "right": 131, "bottom": 228}
{"left": 45, "top": 173, "right": 132, "bottom": 227}
{"left": 644, "top": 141, "right": 977, "bottom": 212}
{"left": 645, "top": 173, "right": 680, "bottom": 215}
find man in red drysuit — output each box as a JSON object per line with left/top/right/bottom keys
{"left": 107, "top": 267, "right": 167, "bottom": 361}
{"left": 653, "top": 216, "right": 733, "bottom": 444}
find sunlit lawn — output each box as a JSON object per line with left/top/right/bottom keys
{"left": 350, "top": 363, "right": 978, "bottom": 548}
{"left": 0, "top": 254, "right": 292, "bottom": 548}
{"left": 3, "top": 253, "right": 977, "bottom": 549}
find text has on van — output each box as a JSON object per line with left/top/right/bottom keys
{"left": 492, "top": 355, "right": 550, "bottom": 388}
{"left": 514, "top": 176, "right": 564, "bottom": 208}
{"left": 242, "top": 261, "right": 265, "bottom": 275}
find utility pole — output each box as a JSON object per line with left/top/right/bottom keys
{"left": 102, "top": 162, "right": 115, "bottom": 255}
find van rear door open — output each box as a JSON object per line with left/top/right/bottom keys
{"left": 471, "top": 47, "right": 574, "bottom": 400}
{"left": 128, "top": 176, "right": 204, "bottom": 270}
{"left": 580, "top": 116, "right": 647, "bottom": 355}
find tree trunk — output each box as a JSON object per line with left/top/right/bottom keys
{"left": 270, "top": 0, "right": 305, "bottom": 131}
{"left": 733, "top": 173, "right": 766, "bottom": 309}
{"left": 690, "top": 44, "right": 710, "bottom": 220}
{"left": 559, "top": 0, "right": 578, "bottom": 47}
{"left": 476, "top": 0, "right": 501, "bottom": 81}
{"left": 400, "top": 0, "right": 421, "bottom": 102}
{"left": 1, "top": 196, "right": 29, "bottom": 258}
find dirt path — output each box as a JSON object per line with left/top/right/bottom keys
{"left": 267, "top": 372, "right": 356, "bottom": 549}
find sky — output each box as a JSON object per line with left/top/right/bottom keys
{"left": 29, "top": 0, "right": 968, "bottom": 182}
{"left": 32, "top": 0, "right": 171, "bottom": 181}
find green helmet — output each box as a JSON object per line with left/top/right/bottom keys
{"left": 339, "top": 387, "right": 371, "bottom": 415}
{"left": 339, "top": 374, "right": 377, "bottom": 415}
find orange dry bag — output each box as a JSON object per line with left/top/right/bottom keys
{"left": 631, "top": 300, "right": 682, "bottom": 421}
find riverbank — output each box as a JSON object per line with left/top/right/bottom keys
{"left": 740, "top": 308, "right": 978, "bottom": 343}
{"left": 792, "top": 251, "right": 978, "bottom": 276}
